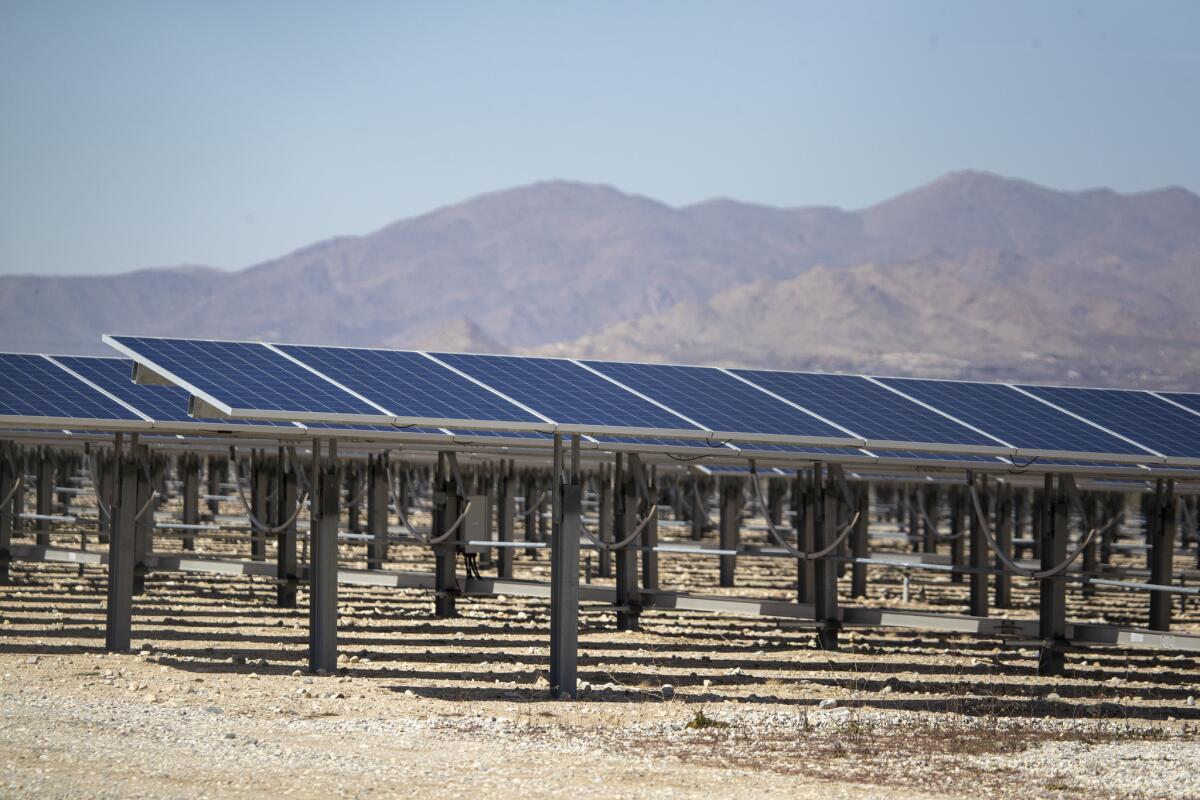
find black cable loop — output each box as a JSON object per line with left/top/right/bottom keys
{"left": 749, "top": 463, "right": 857, "bottom": 560}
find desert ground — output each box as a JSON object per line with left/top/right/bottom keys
{"left": 2, "top": 500, "right": 1199, "bottom": 800}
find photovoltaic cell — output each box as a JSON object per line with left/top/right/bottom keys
{"left": 582, "top": 361, "right": 855, "bottom": 442}
{"left": 55, "top": 355, "right": 193, "bottom": 422}
{"left": 0, "top": 354, "right": 142, "bottom": 422}
{"left": 1158, "top": 392, "right": 1200, "bottom": 418}
{"left": 732, "top": 370, "right": 1001, "bottom": 449}
{"left": 875, "top": 377, "right": 1153, "bottom": 458}
{"left": 431, "top": 353, "right": 705, "bottom": 434}
{"left": 105, "top": 336, "right": 382, "bottom": 419}
{"left": 276, "top": 345, "right": 542, "bottom": 426}
{"left": 1017, "top": 385, "right": 1200, "bottom": 460}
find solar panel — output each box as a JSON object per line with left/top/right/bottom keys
{"left": 0, "top": 354, "right": 146, "bottom": 427}
{"left": 53, "top": 355, "right": 194, "bottom": 422}
{"left": 430, "top": 353, "right": 711, "bottom": 439}
{"left": 581, "top": 360, "right": 861, "bottom": 446}
{"left": 875, "top": 377, "right": 1157, "bottom": 462}
{"left": 731, "top": 369, "right": 1007, "bottom": 453}
{"left": 275, "top": 345, "right": 547, "bottom": 431}
{"left": 104, "top": 336, "right": 388, "bottom": 424}
{"left": 1156, "top": 391, "right": 1200, "bottom": 419}
{"left": 1017, "top": 385, "right": 1200, "bottom": 462}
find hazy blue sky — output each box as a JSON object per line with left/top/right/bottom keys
{"left": 2, "top": 1, "right": 1197, "bottom": 276}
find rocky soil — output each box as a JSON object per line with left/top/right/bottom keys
{"left": 2, "top": 511, "right": 1199, "bottom": 799}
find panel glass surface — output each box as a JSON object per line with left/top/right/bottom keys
{"left": 1017, "top": 385, "right": 1200, "bottom": 459}
{"left": 733, "top": 370, "right": 999, "bottom": 447}
{"left": 277, "top": 345, "right": 542, "bottom": 425}
{"left": 582, "top": 361, "right": 853, "bottom": 440}
{"left": 108, "top": 337, "right": 380, "bottom": 417}
{"left": 1159, "top": 392, "right": 1200, "bottom": 418}
{"left": 55, "top": 356, "right": 192, "bottom": 422}
{"left": 875, "top": 377, "right": 1152, "bottom": 457}
{"left": 432, "top": 353, "right": 704, "bottom": 433}
{"left": 0, "top": 354, "right": 142, "bottom": 421}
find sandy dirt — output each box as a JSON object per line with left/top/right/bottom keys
{"left": 2, "top": 505, "right": 1200, "bottom": 799}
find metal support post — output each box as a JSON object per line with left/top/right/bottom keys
{"left": 434, "top": 453, "right": 460, "bottom": 618}
{"left": 906, "top": 486, "right": 919, "bottom": 552}
{"left": 596, "top": 464, "right": 612, "bottom": 578}
{"left": 249, "top": 451, "right": 268, "bottom": 561}
{"left": 0, "top": 442, "right": 12, "bottom": 583}
{"left": 132, "top": 449, "right": 152, "bottom": 596}
{"left": 522, "top": 474, "right": 538, "bottom": 556}
{"left": 1081, "top": 491, "right": 1099, "bottom": 599}
{"left": 181, "top": 454, "right": 200, "bottom": 550}
{"left": 36, "top": 448, "right": 52, "bottom": 547}
{"left": 1149, "top": 479, "right": 1176, "bottom": 631}
{"left": 797, "top": 467, "right": 816, "bottom": 604}
{"left": 1030, "top": 489, "right": 1044, "bottom": 561}
{"left": 815, "top": 466, "right": 840, "bottom": 650}
{"left": 367, "top": 453, "right": 389, "bottom": 571}
{"left": 309, "top": 439, "right": 339, "bottom": 673}
{"left": 690, "top": 476, "right": 706, "bottom": 541}
{"left": 633, "top": 457, "right": 659, "bottom": 592}
{"left": 613, "top": 454, "right": 640, "bottom": 631}
{"left": 206, "top": 456, "right": 225, "bottom": 516}
{"left": 549, "top": 434, "right": 581, "bottom": 698}
{"left": 719, "top": 477, "right": 741, "bottom": 587}
{"left": 993, "top": 482, "right": 1013, "bottom": 608}
{"left": 1101, "top": 492, "right": 1121, "bottom": 565}
{"left": 948, "top": 485, "right": 965, "bottom": 583}
{"left": 95, "top": 451, "right": 112, "bottom": 545}
{"left": 346, "top": 463, "right": 361, "bottom": 534}
{"left": 851, "top": 482, "right": 869, "bottom": 598}
{"left": 921, "top": 486, "right": 937, "bottom": 553}
{"left": 968, "top": 473, "right": 989, "bottom": 617}
{"left": 1037, "top": 475, "right": 1068, "bottom": 677}
{"left": 1013, "top": 488, "right": 1027, "bottom": 558}
{"left": 11, "top": 450, "right": 25, "bottom": 536}
{"left": 496, "top": 461, "right": 515, "bottom": 578}
{"left": 276, "top": 451, "right": 299, "bottom": 608}
{"left": 106, "top": 435, "right": 136, "bottom": 652}
{"left": 768, "top": 478, "right": 785, "bottom": 527}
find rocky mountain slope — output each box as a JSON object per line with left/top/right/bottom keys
{"left": 2, "top": 171, "right": 1197, "bottom": 388}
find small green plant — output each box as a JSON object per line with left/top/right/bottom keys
{"left": 687, "top": 708, "right": 730, "bottom": 730}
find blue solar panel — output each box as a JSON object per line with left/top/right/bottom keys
{"left": 582, "top": 361, "right": 856, "bottom": 442}
{"left": 431, "top": 353, "right": 706, "bottom": 435}
{"left": 732, "top": 369, "right": 1001, "bottom": 449}
{"left": 276, "top": 345, "right": 543, "bottom": 427}
{"left": 1158, "top": 392, "right": 1200, "bottom": 419}
{"left": 0, "top": 354, "right": 143, "bottom": 422}
{"left": 54, "top": 355, "right": 192, "bottom": 422}
{"left": 105, "top": 336, "right": 382, "bottom": 420}
{"left": 875, "top": 377, "right": 1153, "bottom": 458}
{"left": 1017, "top": 385, "right": 1200, "bottom": 460}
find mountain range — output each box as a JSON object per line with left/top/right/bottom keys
{"left": 2, "top": 170, "right": 1198, "bottom": 389}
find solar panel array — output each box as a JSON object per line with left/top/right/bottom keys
{"left": 104, "top": 336, "right": 387, "bottom": 422}
{"left": 276, "top": 345, "right": 545, "bottom": 428}
{"left": 0, "top": 354, "right": 143, "bottom": 425}
{"left": 583, "top": 360, "right": 857, "bottom": 444}
{"left": 730, "top": 370, "right": 1004, "bottom": 451}
{"left": 433, "top": 353, "right": 703, "bottom": 435}
{"left": 875, "top": 377, "right": 1155, "bottom": 461}
{"left": 5, "top": 335, "right": 1200, "bottom": 470}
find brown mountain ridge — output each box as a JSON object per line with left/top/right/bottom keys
{"left": 2, "top": 171, "right": 1198, "bottom": 389}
